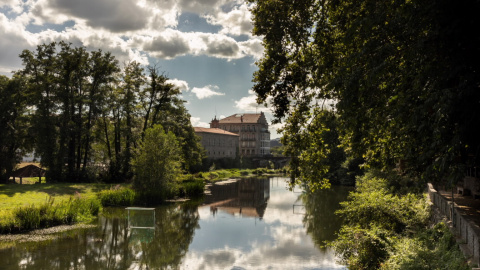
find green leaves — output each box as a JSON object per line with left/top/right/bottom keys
{"left": 250, "top": 0, "right": 480, "bottom": 183}
{"left": 132, "top": 124, "right": 182, "bottom": 202}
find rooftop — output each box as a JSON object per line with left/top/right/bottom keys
{"left": 194, "top": 127, "right": 239, "bottom": 136}
{"left": 218, "top": 113, "right": 266, "bottom": 124}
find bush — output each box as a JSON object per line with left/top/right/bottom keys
{"left": 132, "top": 125, "right": 182, "bottom": 202}
{"left": 381, "top": 223, "right": 470, "bottom": 270}
{"left": 99, "top": 187, "right": 136, "bottom": 206}
{"left": 333, "top": 225, "right": 391, "bottom": 270}
{"left": 331, "top": 169, "right": 455, "bottom": 269}
{"left": 179, "top": 180, "right": 205, "bottom": 197}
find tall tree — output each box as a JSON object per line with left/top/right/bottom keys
{"left": 0, "top": 75, "right": 29, "bottom": 183}
{"left": 249, "top": 0, "right": 480, "bottom": 185}
{"left": 20, "top": 42, "right": 119, "bottom": 182}
{"left": 138, "top": 66, "right": 203, "bottom": 172}
{"left": 119, "top": 61, "right": 145, "bottom": 179}
{"left": 20, "top": 43, "right": 60, "bottom": 181}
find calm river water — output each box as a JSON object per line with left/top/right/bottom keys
{"left": 0, "top": 177, "right": 350, "bottom": 269}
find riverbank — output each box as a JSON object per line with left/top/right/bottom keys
{"left": 0, "top": 168, "right": 282, "bottom": 234}
{"left": 0, "top": 223, "right": 96, "bottom": 248}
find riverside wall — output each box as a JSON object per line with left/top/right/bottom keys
{"left": 427, "top": 183, "right": 480, "bottom": 266}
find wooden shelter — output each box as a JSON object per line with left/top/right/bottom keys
{"left": 10, "top": 165, "right": 46, "bottom": 184}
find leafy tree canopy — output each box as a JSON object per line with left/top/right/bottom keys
{"left": 249, "top": 0, "right": 480, "bottom": 185}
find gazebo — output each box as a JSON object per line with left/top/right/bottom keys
{"left": 10, "top": 165, "right": 46, "bottom": 184}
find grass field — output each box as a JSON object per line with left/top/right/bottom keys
{"left": 0, "top": 183, "right": 113, "bottom": 214}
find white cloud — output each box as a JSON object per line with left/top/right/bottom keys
{"left": 31, "top": 0, "right": 152, "bottom": 32}
{"left": 234, "top": 89, "right": 271, "bottom": 113}
{"left": 167, "top": 78, "right": 189, "bottom": 93}
{"left": 239, "top": 37, "right": 264, "bottom": 59}
{"left": 0, "top": 0, "right": 265, "bottom": 76}
{"left": 0, "top": 13, "right": 36, "bottom": 73}
{"left": 191, "top": 85, "right": 225, "bottom": 99}
{"left": 177, "top": 0, "right": 229, "bottom": 14}
{"left": 205, "top": 3, "right": 253, "bottom": 37}
{"left": 190, "top": 116, "right": 209, "bottom": 128}
{"left": 0, "top": 0, "right": 25, "bottom": 14}
{"left": 141, "top": 29, "right": 191, "bottom": 59}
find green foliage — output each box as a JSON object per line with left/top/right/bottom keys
{"left": 178, "top": 178, "right": 205, "bottom": 198}
{"left": 98, "top": 186, "right": 136, "bottom": 206}
{"left": 283, "top": 109, "right": 345, "bottom": 190}
{"left": 132, "top": 124, "right": 182, "bottom": 202}
{"left": 332, "top": 170, "right": 468, "bottom": 269}
{"left": 0, "top": 75, "right": 29, "bottom": 183}
{"left": 0, "top": 196, "right": 101, "bottom": 234}
{"left": 333, "top": 225, "right": 391, "bottom": 270}
{"left": 249, "top": 0, "right": 480, "bottom": 185}
{"left": 20, "top": 42, "right": 119, "bottom": 182}
{"left": 381, "top": 223, "right": 470, "bottom": 270}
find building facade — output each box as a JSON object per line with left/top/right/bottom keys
{"left": 194, "top": 127, "right": 239, "bottom": 159}
{"left": 211, "top": 112, "right": 270, "bottom": 157}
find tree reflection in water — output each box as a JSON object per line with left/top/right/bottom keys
{"left": 300, "top": 186, "right": 352, "bottom": 249}
{"left": 0, "top": 203, "right": 199, "bottom": 270}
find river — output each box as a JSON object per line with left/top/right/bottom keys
{"left": 0, "top": 177, "right": 350, "bottom": 269}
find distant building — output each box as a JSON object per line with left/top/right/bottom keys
{"left": 194, "top": 127, "right": 239, "bottom": 159}
{"left": 211, "top": 112, "right": 270, "bottom": 157}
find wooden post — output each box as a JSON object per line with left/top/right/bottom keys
{"left": 20, "top": 177, "right": 22, "bottom": 185}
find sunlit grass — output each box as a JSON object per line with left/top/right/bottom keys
{"left": 0, "top": 183, "right": 113, "bottom": 213}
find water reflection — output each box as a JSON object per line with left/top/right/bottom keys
{"left": 204, "top": 178, "right": 270, "bottom": 218}
{"left": 0, "top": 203, "right": 199, "bottom": 269}
{"left": 0, "top": 177, "right": 348, "bottom": 269}
{"left": 182, "top": 177, "right": 347, "bottom": 269}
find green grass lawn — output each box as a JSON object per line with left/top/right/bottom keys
{"left": 0, "top": 183, "right": 113, "bottom": 215}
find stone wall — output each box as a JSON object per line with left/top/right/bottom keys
{"left": 428, "top": 183, "right": 480, "bottom": 266}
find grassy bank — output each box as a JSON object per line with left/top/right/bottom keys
{"left": 0, "top": 183, "right": 113, "bottom": 234}
{"left": 0, "top": 168, "right": 279, "bottom": 233}
{"left": 192, "top": 168, "right": 280, "bottom": 182}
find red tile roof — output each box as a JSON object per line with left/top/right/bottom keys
{"left": 194, "top": 127, "right": 239, "bottom": 136}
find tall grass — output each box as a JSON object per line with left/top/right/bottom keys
{"left": 98, "top": 186, "right": 136, "bottom": 206}
{"left": 0, "top": 196, "right": 101, "bottom": 234}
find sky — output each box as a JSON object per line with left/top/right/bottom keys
{"left": 0, "top": 0, "right": 282, "bottom": 138}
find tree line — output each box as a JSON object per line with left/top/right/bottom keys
{"left": 0, "top": 41, "right": 203, "bottom": 183}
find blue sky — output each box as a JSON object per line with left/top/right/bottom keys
{"left": 0, "top": 0, "right": 281, "bottom": 138}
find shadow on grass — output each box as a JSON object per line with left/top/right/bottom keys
{"left": 0, "top": 183, "right": 109, "bottom": 198}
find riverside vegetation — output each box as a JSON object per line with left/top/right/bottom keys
{"left": 0, "top": 167, "right": 279, "bottom": 234}
{"left": 332, "top": 170, "right": 469, "bottom": 269}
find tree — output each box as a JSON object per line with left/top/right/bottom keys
{"left": 138, "top": 66, "right": 204, "bottom": 172}
{"left": 283, "top": 108, "right": 345, "bottom": 190}
{"left": 0, "top": 75, "right": 29, "bottom": 183}
{"left": 249, "top": 0, "right": 480, "bottom": 185}
{"left": 19, "top": 42, "right": 119, "bottom": 182}
{"left": 132, "top": 124, "right": 182, "bottom": 202}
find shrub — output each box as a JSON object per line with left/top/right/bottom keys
{"left": 99, "top": 187, "right": 136, "bottom": 206}
{"left": 381, "top": 223, "right": 470, "bottom": 270}
{"left": 132, "top": 125, "right": 182, "bottom": 202}
{"left": 179, "top": 180, "right": 205, "bottom": 197}
{"left": 333, "top": 225, "right": 391, "bottom": 270}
